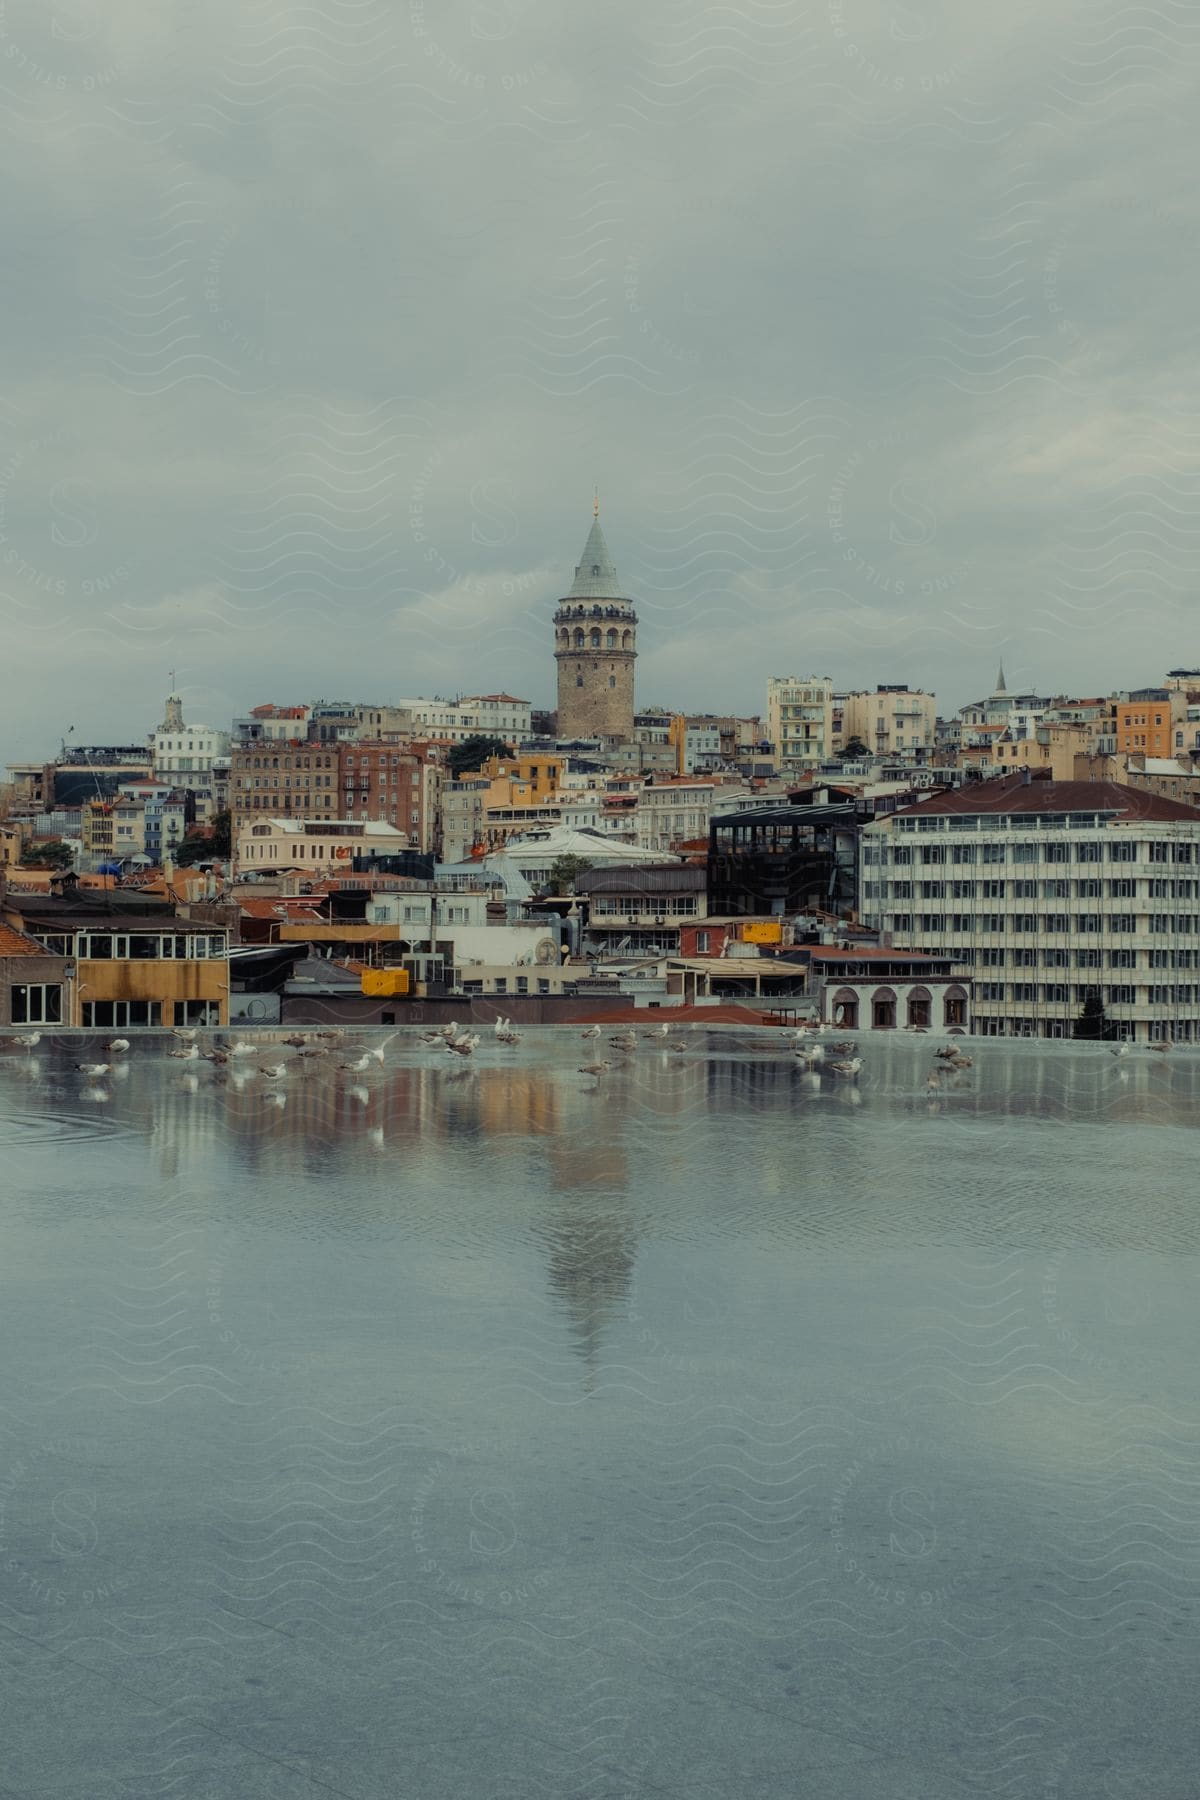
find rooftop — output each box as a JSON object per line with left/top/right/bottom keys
{"left": 892, "top": 777, "right": 1200, "bottom": 823}
{"left": 0, "top": 922, "right": 49, "bottom": 957}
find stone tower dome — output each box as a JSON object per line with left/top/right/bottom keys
{"left": 554, "top": 505, "right": 637, "bottom": 741}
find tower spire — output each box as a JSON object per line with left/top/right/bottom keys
{"left": 593, "top": 486, "right": 599, "bottom": 520}
{"left": 995, "top": 658, "right": 1008, "bottom": 695}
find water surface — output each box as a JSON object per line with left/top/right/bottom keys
{"left": 1, "top": 1030, "right": 1197, "bottom": 1797}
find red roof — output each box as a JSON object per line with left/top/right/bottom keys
{"left": 894, "top": 777, "right": 1200, "bottom": 823}
{"left": 0, "top": 923, "right": 49, "bottom": 957}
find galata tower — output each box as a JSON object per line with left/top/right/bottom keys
{"left": 553, "top": 498, "right": 638, "bottom": 740}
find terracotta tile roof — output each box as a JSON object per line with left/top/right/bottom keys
{"left": 0, "top": 922, "right": 49, "bottom": 956}
{"left": 892, "top": 777, "right": 1200, "bottom": 823}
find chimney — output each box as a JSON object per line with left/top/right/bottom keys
{"left": 1021, "top": 766, "right": 1032, "bottom": 785}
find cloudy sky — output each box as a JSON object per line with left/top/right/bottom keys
{"left": 3, "top": 0, "right": 1198, "bottom": 764}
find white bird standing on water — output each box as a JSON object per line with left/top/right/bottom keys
{"left": 167, "top": 1043, "right": 200, "bottom": 1061}
{"left": 581, "top": 1024, "right": 601, "bottom": 1040}
{"left": 1109, "top": 1044, "right": 1130, "bottom": 1059}
{"left": 7, "top": 1032, "right": 41, "bottom": 1050}
{"left": 642, "top": 1022, "right": 670, "bottom": 1039}
{"left": 339, "top": 1053, "right": 373, "bottom": 1073}
{"left": 578, "top": 1059, "right": 611, "bottom": 1082}
{"left": 75, "top": 1061, "right": 110, "bottom": 1078}
{"left": 105, "top": 1038, "right": 130, "bottom": 1054}
{"left": 258, "top": 1062, "right": 287, "bottom": 1079}
{"left": 367, "top": 1034, "right": 396, "bottom": 1064}
{"left": 497, "top": 1023, "right": 521, "bottom": 1045}
{"left": 828, "top": 1057, "right": 863, "bottom": 1077}
{"left": 172, "top": 1028, "right": 198, "bottom": 1044}
{"left": 446, "top": 1033, "right": 481, "bottom": 1058}
{"left": 230, "top": 1040, "right": 257, "bottom": 1058}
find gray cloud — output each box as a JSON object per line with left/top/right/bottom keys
{"left": 3, "top": 0, "right": 1198, "bottom": 762}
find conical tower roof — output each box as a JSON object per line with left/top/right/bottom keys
{"left": 566, "top": 517, "right": 627, "bottom": 600}
{"left": 994, "top": 659, "right": 1008, "bottom": 695}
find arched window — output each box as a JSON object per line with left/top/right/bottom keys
{"left": 574, "top": 629, "right": 585, "bottom": 648}
{"left": 944, "top": 985, "right": 967, "bottom": 1028}
{"left": 832, "top": 988, "right": 858, "bottom": 1029}
{"left": 609, "top": 676, "right": 616, "bottom": 688}
{"left": 872, "top": 986, "right": 897, "bottom": 1030}
{"left": 621, "top": 629, "right": 632, "bottom": 649}
{"left": 592, "top": 563, "right": 600, "bottom": 576}
{"left": 907, "top": 986, "right": 932, "bottom": 1029}
{"left": 576, "top": 676, "right": 584, "bottom": 687}
{"left": 606, "top": 629, "right": 617, "bottom": 648}
{"left": 590, "top": 629, "right": 601, "bottom": 648}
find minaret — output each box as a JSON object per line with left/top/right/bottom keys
{"left": 553, "top": 498, "right": 637, "bottom": 741}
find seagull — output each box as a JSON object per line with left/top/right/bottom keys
{"left": 283, "top": 1034, "right": 308, "bottom": 1049}
{"left": 172, "top": 1028, "right": 198, "bottom": 1043}
{"left": 366, "top": 1034, "right": 396, "bottom": 1064}
{"left": 446, "top": 1032, "right": 482, "bottom": 1057}
{"left": 229, "top": 1040, "right": 257, "bottom": 1058}
{"left": 828, "top": 1057, "right": 863, "bottom": 1076}
{"left": 338, "top": 1054, "right": 373, "bottom": 1073}
{"left": 642, "top": 1022, "right": 671, "bottom": 1039}
{"left": 7, "top": 1032, "right": 42, "bottom": 1050}
{"left": 578, "top": 1060, "right": 611, "bottom": 1080}
{"left": 203, "top": 1048, "right": 230, "bottom": 1065}
{"left": 167, "top": 1043, "right": 200, "bottom": 1061}
{"left": 580, "top": 1024, "right": 602, "bottom": 1040}
{"left": 258, "top": 1062, "right": 287, "bottom": 1079}
{"left": 437, "top": 1021, "right": 459, "bottom": 1041}
{"left": 1149, "top": 1038, "right": 1173, "bottom": 1055}
{"left": 105, "top": 1038, "right": 130, "bottom": 1054}
{"left": 493, "top": 1016, "right": 508, "bottom": 1038}
{"left": 1109, "top": 1044, "right": 1130, "bottom": 1059}
{"left": 497, "top": 1024, "right": 522, "bottom": 1045}
{"left": 75, "top": 1061, "right": 111, "bottom": 1077}
{"left": 608, "top": 1032, "right": 636, "bottom": 1053}
{"left": 316, "top": 1028, "right": 345, "bottom": 1042}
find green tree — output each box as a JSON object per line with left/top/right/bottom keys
{"left": 546, "top": 854, "right": 593, "bottom": 896}
{"left": 448, "top": 736, "right": 514, "bottom": 779}
{"left": 19, "top": 838, "right": 73, "bottom": 872}
{"left": 1073, "top": 990, "right": 1116, "bottom": 1042}
{"left": 175, "top": 810, "right": 231, "bottom": 867}
{"left": 840, "top": 738, "right": 870, "bottom": 760}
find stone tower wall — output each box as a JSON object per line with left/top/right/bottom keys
{"left": 556, "top": 649, "right": 637, "bottom": 739}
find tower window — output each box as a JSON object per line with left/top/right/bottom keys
{"left": 609, "top": 677, "right": 616, "bottom": 688}
{"left": 592, "top": 564, "right": 600, "bottom": 575}
{"left": 577, "top": 676, "right": 584, "bottom": 687}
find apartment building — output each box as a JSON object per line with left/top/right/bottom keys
{"left": 392, "top": 693, "right": 532, "bottom": 745}
{"left": 148, "top": 693, "right": 230, "bottom": 782}
{"left": 337, "top": 741, "right": 443, "bottom": 854}
{"left": 840, "top": 685, "right": 937, "bottom": 760}
{"left": 229, "top": 740, "right": 339, "bottom": 842}
{"left": 236, "top": 818, "right": 409, "bottom": 872}
{"left": 766, "top": 677, "right": 833, "bottom": 771}
{"left": 861, "top": 773, "right": 1200, "bottom": 1043}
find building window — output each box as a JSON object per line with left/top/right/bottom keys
{"left": 81, "top": 1001, "right": 162, "bottom": 1027}
{"left": 179, "top": 1001, "right": 219, "bottom": 1025}
{"left": 11, "top": 984, "right": 62, "bottom": 1025}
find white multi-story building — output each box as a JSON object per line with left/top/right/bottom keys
{"left": 861, "top": 774, "right": 1200, "bottom": 1043}
{"left": 766, "top": 677, "right": 833, "bottom": 771}
{"left": 392, "top": 694, "right": 532, "bottom": 745}
{"left": 634, "top": 781, "right": 752, "bottom": 854}
{"left": 149, "top": 694, "right": 230, "bottom": 780}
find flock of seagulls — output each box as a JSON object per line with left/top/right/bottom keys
{"left": 2, "top": 1019, "right": 1185, "bottom": 1110}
